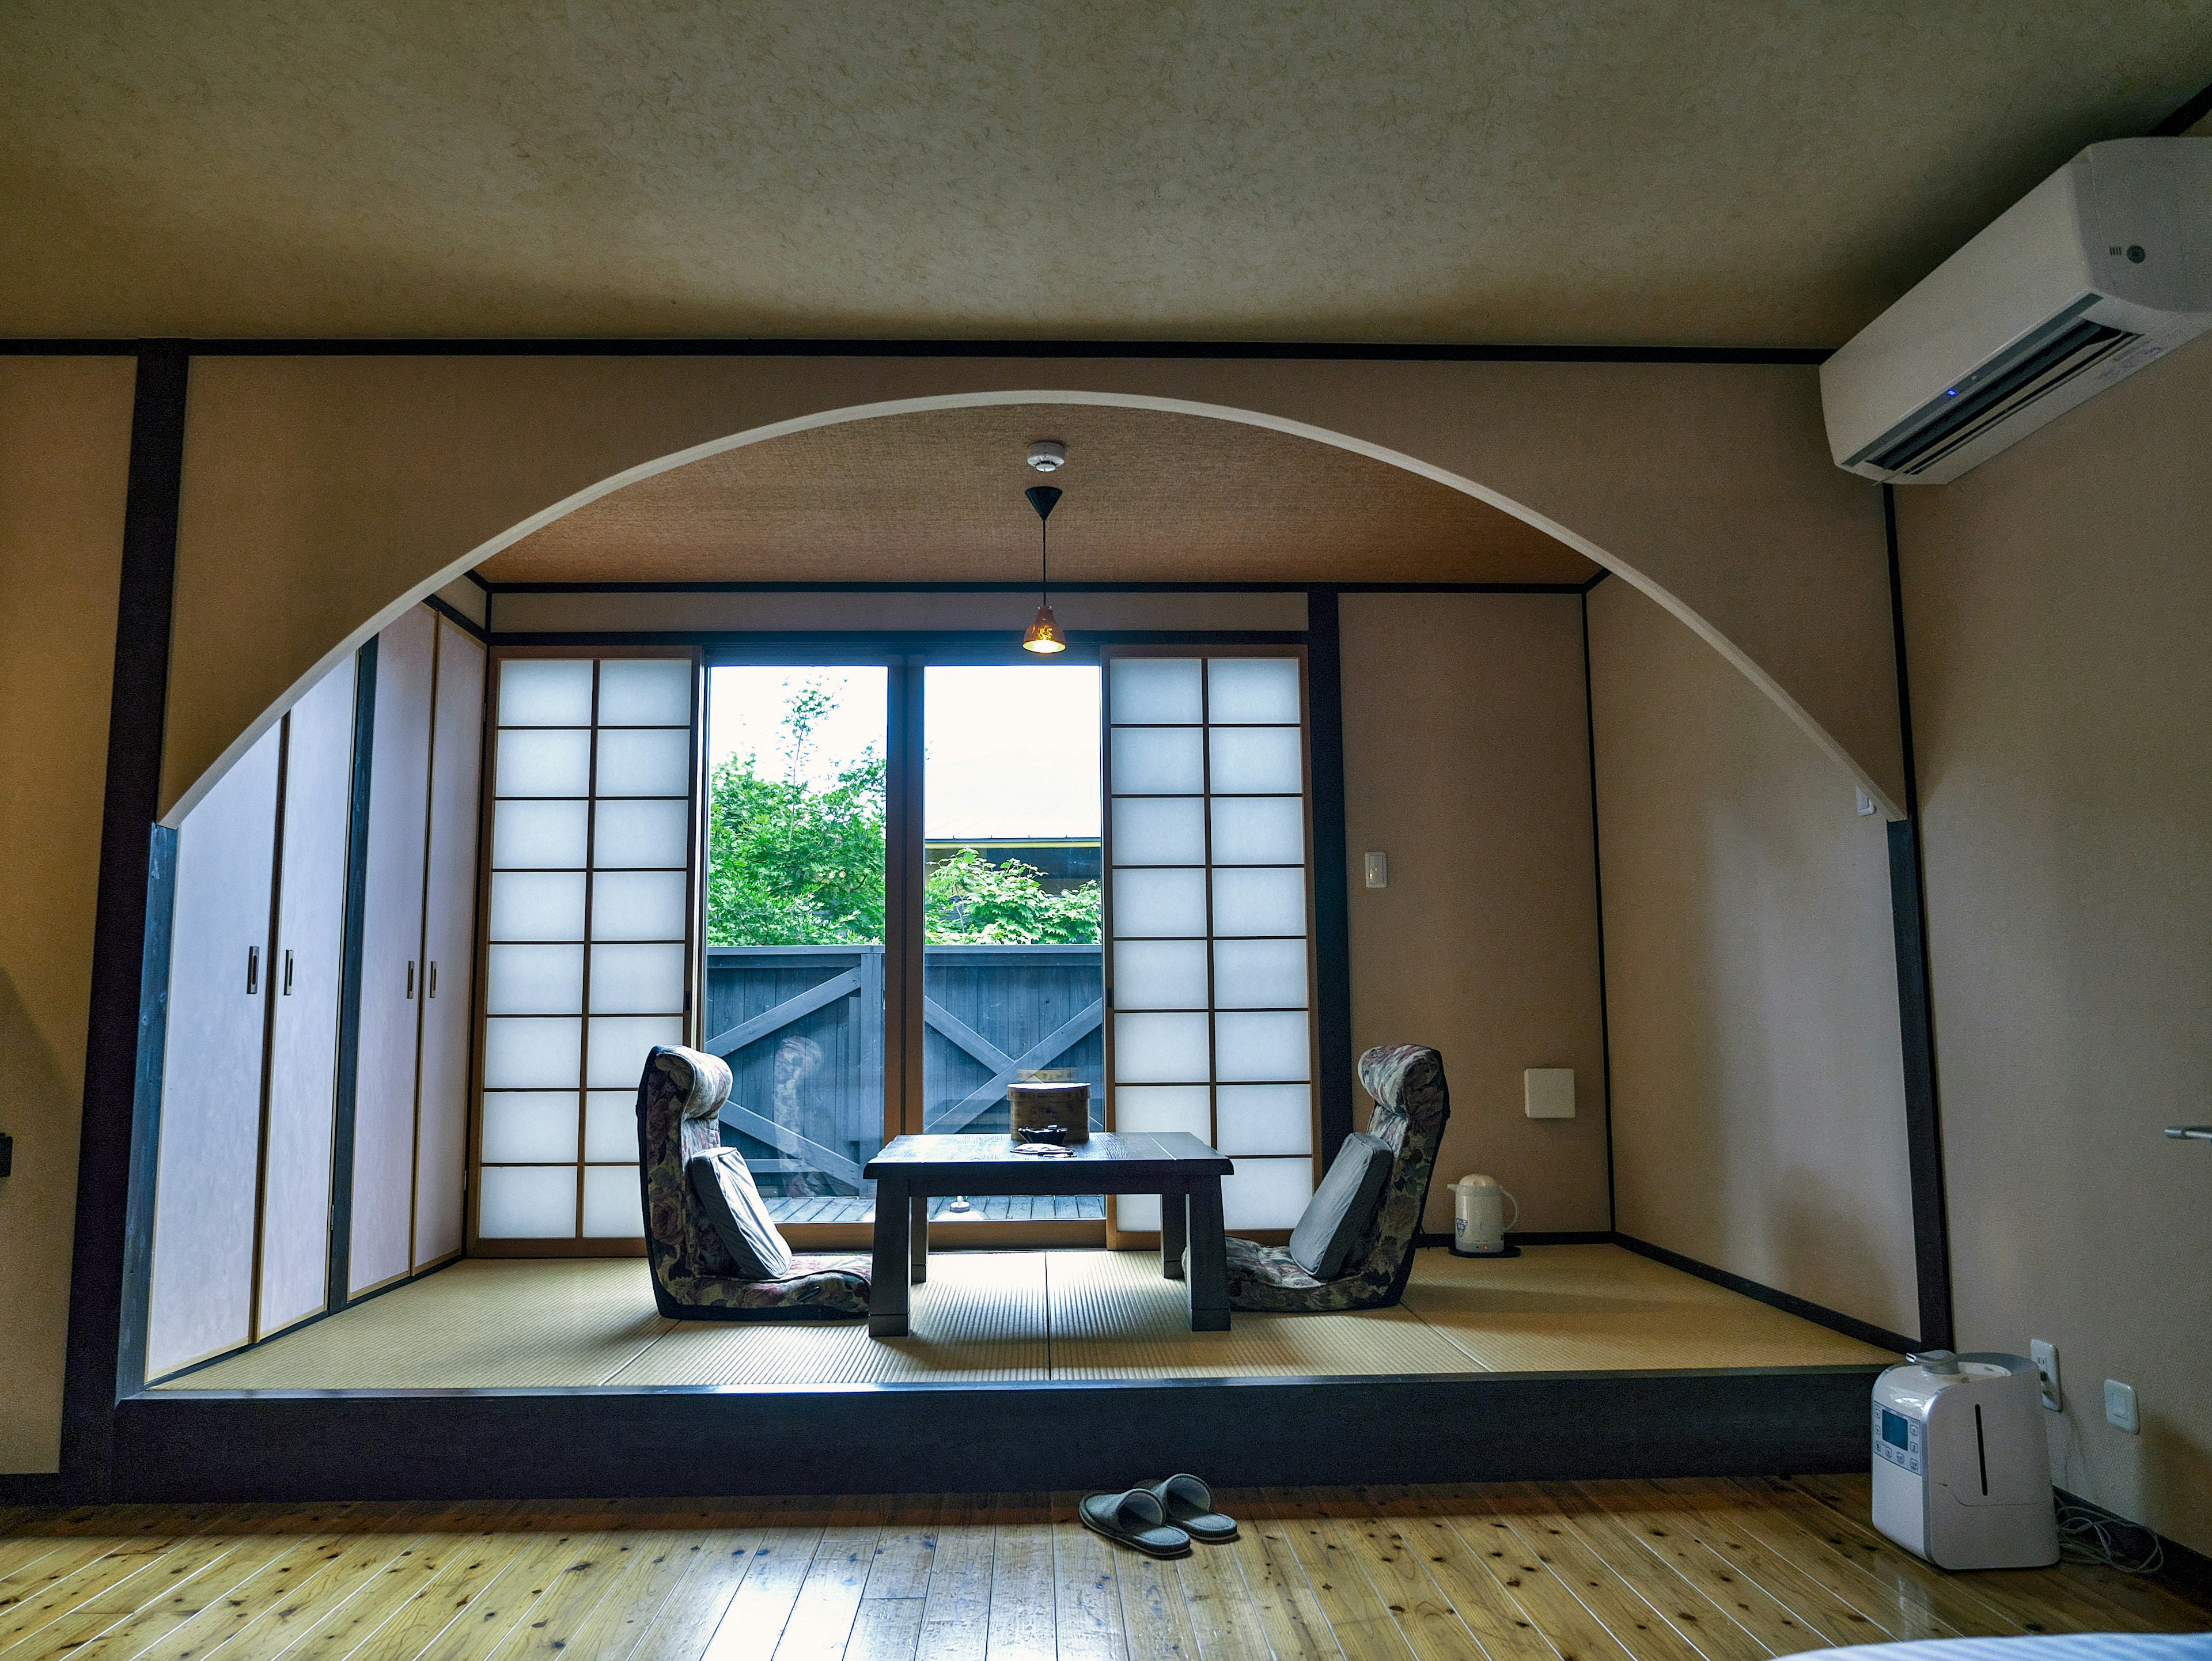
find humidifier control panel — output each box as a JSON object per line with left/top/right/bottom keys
{"left": 1873, "top": 1403, "right": 1923, "bottom": 1475}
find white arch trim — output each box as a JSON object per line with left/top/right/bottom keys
{"left": 166, "top": 389, "right": 1906, "bottom": 826}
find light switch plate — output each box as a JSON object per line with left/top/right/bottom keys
{"left": 2029, "top": 1339, "right": 2062, "bottom": 1410}
{"left": 1363, "top": 852, "right": 1388, "bottom": 889}
{"left": 2104, "top": 1378, "right": 2139, "bottom": 1434}
{"left": 1524, "top": 1068, "right": 1575, "bottom": 1119}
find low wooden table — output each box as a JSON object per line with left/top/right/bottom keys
{"left": 861, "top": 1132, "right": 1234, "bottom": 1336}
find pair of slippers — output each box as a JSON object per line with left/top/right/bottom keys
{"left": 1078, "top": 1474, "right": 1237, "bottom": 1558}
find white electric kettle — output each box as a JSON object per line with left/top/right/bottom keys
{"left": 1447, "top": 1174, "right": 1518, "bottom": 1257}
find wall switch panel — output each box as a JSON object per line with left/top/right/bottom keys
{"left": 2029, "top": 1339, "right": 2062, "bottom": 1410}
{"left": 1363, "top": 852, "right": 1388, "bottom": 889}
{"left": 2104, "top": 1378, "right": 2139, "bottom": 1433}
{"left": 1524, "top": 1068, "right": 1576, "bottom": 1119}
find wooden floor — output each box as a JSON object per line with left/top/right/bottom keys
{"left": 0, "top": 1475, "right": 2202, "bottom": 1661}
{"left": 155, "top": 1246, "right": 1897, "bottom": 1391}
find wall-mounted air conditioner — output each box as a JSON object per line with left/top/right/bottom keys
{"left": 1821, "top": 139, "right": 2212, "bottom": 483}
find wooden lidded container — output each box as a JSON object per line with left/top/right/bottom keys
{"left": 1007, "top": 1081, "right": 1091, "bottom": 1143}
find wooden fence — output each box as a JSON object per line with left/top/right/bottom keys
{"left": 702, "top": 943, "right": 1104, "bottom": 1195}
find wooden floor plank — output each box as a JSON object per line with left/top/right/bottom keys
{"left": 1048, "top": 1494, "right": 1124, "bottom": 1661}
{"left": 985, "top": 1494, "right": 1058, "bottom": 1661}
{"left": 1368, "top": 1486, "right": 1562, "bottom": 1661}
{"left": 1430, "top": 1493, "right": 1640, "bottom": 1661}
{"left": 0, "top": 1520, "right": 226, "bottom": 1658}
{"left": 624, "top": 1522, "right": 770, "bottom": 1661}
{"left": 1468, "top": 1487, "right": 1711, "bottom": 1661}
{"left": 770, "top": 1502, "right": 882, "bottom": 1661}
{"left": 478, "top": 1526, "right": 651, "bottom": 1661}
{"left": 403, "top": 1524, "right": 620, "bottom": 1661}
{"left": 1312, "top": 1489, "right": 1487, "bottom": 1661}
{"left": 93, "top": 1517, "right": 366, "bottom": 1661}
{"left": 699, "top": 1504, "right": 832, "bottom": 1661}
{"left": 863, "top": 1497, "right": 940, "bottom": 1606}
{"left": 548, "top": 1528, "right": 711, "bottom": 1661}
{"left": 1222, "top": 1499, "right": 1346, "bottom": 1661}
{"left": 188, "top": 1524, "right": 435, "bottom": 1661}
{"left": 274, "top": 1521, "right": 522, "bottom": 1661}
{"left": 1173, "top": 1526, "right": 1274, "bottom": 1661}
{"left": 1116, "top": 1541, "right": 1199, "bottom": 1661}
{"left": 1263, "top": 1490, "right": 1421, "bottom": 1661}
{"left": 914, "top": 1496, "right": 994, "bottom": 1661}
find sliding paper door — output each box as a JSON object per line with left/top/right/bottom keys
{"left": 477, "top": 652, "right": 698, "bottom": 1248}
{"left": 412, "top": 618, "right": 486, "bottom": 1269}
{"left": 146, "top": 724, "right": 281, "bottom": 1377}
{"left": 1104, "top": 651, "right": 1319, "bottom": 1239}
{"left": 255, "top": 655, "right": 357, "bottom": 1338}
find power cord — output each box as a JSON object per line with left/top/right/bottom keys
{"left": 2056, "top": 1498, "right": 2165, "bottom": 1575}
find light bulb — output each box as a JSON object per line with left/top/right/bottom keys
{"left": 1021, "top": 604, "right": 1067, "bottom": 653}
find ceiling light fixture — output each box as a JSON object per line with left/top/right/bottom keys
{"left": 1020, "top": 483, "right": 1066, "bottom": 653}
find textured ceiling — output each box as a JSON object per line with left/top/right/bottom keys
{"left": 2, "top": 3, "right": 2207, "bottom": 345}
{"left": 478, "top": 403, "right": 1599, "bottom": 586}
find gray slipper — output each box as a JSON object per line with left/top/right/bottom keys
{"left": 1145, "top": 1473, "right": 1238, "bottom": 1542}
{"left": 1079, "top": 1488, "right": 1192, "bottom": 1558}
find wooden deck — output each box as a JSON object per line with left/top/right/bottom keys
{"left": 0, "top": 1475, "right": 2200, "bottom": 1661}
{"left": 765, "top": 1194, "right": 1106, "bottom": 1224}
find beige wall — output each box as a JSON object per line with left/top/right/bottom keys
{"left": 0, "top": 357, "right": 135, "bottom": 1474}
{"left": 165, "top": 355, "right": 1900, "bottom": 824}
{"left": 1588, "top": 575, "right": 1918, "bottom": 1338}
{"left": 1899, "top": 335, "right": 2212, "bottom": 1556}
{"left": 1341, "top": 593, "right": 1609, "bottom": 1233}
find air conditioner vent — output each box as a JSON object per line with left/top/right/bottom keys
{"left": 1846, "top": 297, "right": 2139, "bottom": 477}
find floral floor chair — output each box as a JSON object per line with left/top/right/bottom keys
{"left": 1223, "top": 1043, "right": 1452, "bottom": 1314}
{"left": 635, "top": 1044, "right": 872, "bottom": 1320}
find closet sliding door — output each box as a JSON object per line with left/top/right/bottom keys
{"left": 255, "top": 656, "right": 358, "bottom": 1337}
{"left": 1102, "top": 649, "right": 1320, "bottom": 1244}
{"left": 146, "top": 725, "right": 281, "bottom": 1378}
{"left": 349, "top": 605, "right": 435, "bottom": 1296}
{"left": 413, "top": 619, "right": 487, "bottom": 1270}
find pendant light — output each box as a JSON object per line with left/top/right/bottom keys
{"left": 1020, "top": 483, "right": 1067, "bottom": 653}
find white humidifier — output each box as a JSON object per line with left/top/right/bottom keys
{"left": 1871, "top": 1350, "right": 2058, "bottom": 1569}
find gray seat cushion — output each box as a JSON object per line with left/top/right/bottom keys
{"left": 1287, "top": 1132, "right": 1395, "bottom": 1278}
{"left": 685, "top": 1148, "right": 795, "bottom": 1280}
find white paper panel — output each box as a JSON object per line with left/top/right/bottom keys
{"left": 488, "top": 870, "right": 586, "bottom": 941}
{"left": 1112, "top": 939, "right": 1209, "bottom": 1009}
{"left": 1209, "top": 796, "right": 1305, "bottom": 865}
{"left": 493, "top": 799, "right": 588, "bottom": 868}
{"left": 486, "top": 943, "right": 584, "bottom": 1013}
{"left": 1117, "top": 1193, "right": 1162, "bottom": 1232}
{"left": 496, "top": 728, "right": 591, "bottom": 796}
{"left": 597, "top": 658, "right": 692, "bottom": 725}
{"left": 499, "top": 659, "right": 593, "bottom": 726}
{"left": 1112, "top": 1085, "right": 1211, "bottom": 1140}
{"left": 1110, "top": 657, "right": 1202, "bottom": 724}
{"left": 1215, "top": 1011, "right": 1311, "bottom": 1081}
{"left": 1207, "top": 657, "right": 1301, "bottom": 723}
{"left": 1206, "top": 726, "right": 1303, "bottom": 794}
{"left": 593, "top": 798, "right": 689, "bottom": 868}
{"left": 594, "top": 727, "right": 691, "bottom": 796}
{"left": 1110, "top": 727, "right": 1204, "bottom": 794}
{"left": 483, "top": 1016, "right": 582, "bottom": 1089}
{"left": 1212, "top": 938, "right": 1309, "bottom": 1007}
{"left": 585, "top": 1091, "right": 638, "bottom": 1161}
{"left": 1211, "top": 867, "right": 1307, "bottom": 937}
{"left": 1112, "top": 868, "right": 1207, "bottom": 937}
{"left": 479, "top": 1166, "right": 577, "bottom": 1238}
{"left": 1113, "top": 1012, "right": 1210, "bottom": 1083}
{"left": 591, "top": 870, "right": 689, "bottom": 940}
{"left": 589, "top": 943, "right": 687, "bottom": 1013}
{"left": 1217, "top": 1084, "right": 1313, "bottom": 1155}
{"left": 481, "top": 1092, "right": 579, "bottom": 1163}
{"left": 586, "top": 1015, "right": 685, "bottom": 1088}
{"left": 1224, "top": 1156, "right": 1315, "bottom": 1229}
{"left": 418, "top": 622, "right": 484, "bottom": 1272}
{"left": 1110, "top": 796, "right": 1205, "bottom": 865}
{"left": 582, "top": 1166, "right": 645, "bottom": 1237}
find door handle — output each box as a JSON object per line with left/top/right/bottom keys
{"left": 282, "top": 948, "right": 294, "bottom": 996}
{"left": 406, "top": 960, "right": 416, "bottom": 999}
{"left": 247, "top": 945, "right": 259, "bottom": 994}
{"left": 428, "top": 960, "right": 438, "bottom": 998}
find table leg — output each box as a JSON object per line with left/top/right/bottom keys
{"left": 1159, "top": 1183, "right": 1188, "bottom": 1280}
{"left": 910, "top": 1194, "right": 929, "bottom": 1285}
{"left": 869, "top": 1178, "right": 911, "bottom": 1337}
{"left": 1187, "top": 1176, "right": 1230, "bottom": 1331}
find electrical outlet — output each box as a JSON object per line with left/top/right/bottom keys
{"left": 2029, "top": 1339, "right": 2062, "bottom": 1411}
{"left": 2104, "top": 1378, "right": 2139, "bottom": 1434}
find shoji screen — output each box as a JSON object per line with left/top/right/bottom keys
{"left": 1104, "top": 652, "right": 1319, "bottom": 1237}
{"left": 478, "top": 653, "right": 698, "bottom": 1248}
{"left": 146, "top": 724, "right": 281, "bottom": 1377}
{"left": 256, "top": 655, "right": 358, "bottom": 1337}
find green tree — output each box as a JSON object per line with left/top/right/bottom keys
{"left": 706, "top": 683, "right": 1101, "bottom": 947}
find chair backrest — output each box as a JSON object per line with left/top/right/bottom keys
{"left": 635, "top": 1044, "right": 741, "bottom": 1304}
{"left": 1346, "top": 1044, "right": 1452, "bottom": 1299}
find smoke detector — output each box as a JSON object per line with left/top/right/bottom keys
{"left": 1026, "top": 440, "right": 1067, "bottom": 472}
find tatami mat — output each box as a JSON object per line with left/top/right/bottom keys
{"left": 1400, "top": 1244, "right": 1897, "bottom": 1369}
{"left": 155, "top": 1243, "right": 1895, "bottom": 1391}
